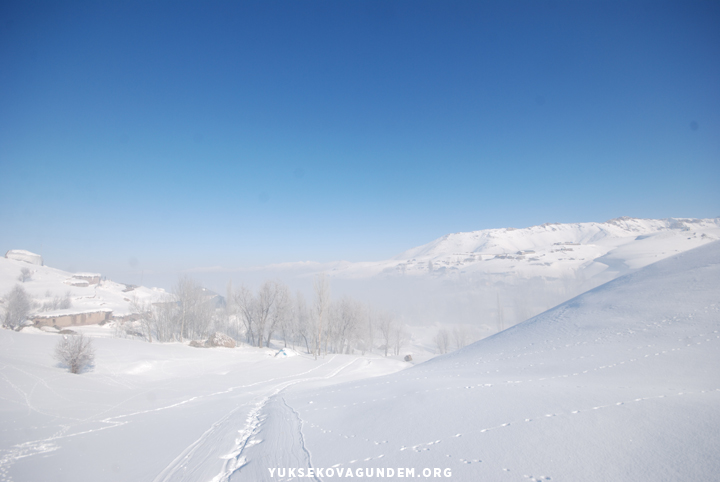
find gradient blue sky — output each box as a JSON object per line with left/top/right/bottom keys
{"left": 1, "top": 0, "right": 718, "bottom": 284}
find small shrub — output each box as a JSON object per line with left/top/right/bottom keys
{"left": 18, "top": 267, "right": 32, "bottom": 283}
{"left": 55, "top": 334, "right": 95, "bottom": 374}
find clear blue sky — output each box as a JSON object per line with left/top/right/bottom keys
{"left": 1, "top": 0, "right": 718, "bottom": 283}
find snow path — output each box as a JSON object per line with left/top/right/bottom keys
{"left": 211, "top": 356, "right": 360, "bottom": 482}
{"left": 0, "top": 355, "right": 339, "bottom": 479}
{"left": 133, "top": 355, "right": 364, "bottom": 482}
{"left": 0, "top": 329, "right": 407, "bottom": 482}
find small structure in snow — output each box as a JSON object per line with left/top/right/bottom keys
{"left": 32, "top": 310, "right": 112, "bottom": 328}
{"left": 72, "top": 273, "right": 101, "bottom": 285}
{"left": 5, "top": 250, "right": 43, "bottom": 266}
{"left": 205, "top": 332, "right": 236, "bottom": 348}
{"left": 275, "top": 348, "right": 298, "bottom": 358}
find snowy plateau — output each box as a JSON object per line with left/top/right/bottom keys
{"left": 0, "top": 217, "right": 719, "bottom": 481}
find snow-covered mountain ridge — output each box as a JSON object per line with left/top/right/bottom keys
{"left": 328, "top": 217, "right": 720, "bottom": 281}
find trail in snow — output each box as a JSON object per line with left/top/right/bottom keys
{"left": 148, "top": 356, "right": 361, "bottom": 482}
{"left": 216, "top": 356, "right": 359, "bottom": 482}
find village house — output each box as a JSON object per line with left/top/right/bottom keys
{"left": 71, "top": 273, "right": 102, "bottom": 285}
{"left": 4, "top": 249, "right": 43, "bottom": 266}
{"left": 32, "top": 309, "right": 112, "bottom": 328}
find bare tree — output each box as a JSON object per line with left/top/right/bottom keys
{"left": 39, "top": 291, "right": 72, "bottom": 312}
{"left": 376, "top": 311, "right": 394, "bottom": 357}
{"left": 2, "top": 285, "right": 32, "bottom": 330}
{"left": 172, "top": 276, "right": 211, "bottom": 341}
{"left": 255, "top": 281, "right": 279, "bottom": 348}
{"left": 452, "top": 325, "right": 470, "bottom": 351}
{"left": 231, "top": 281, "right": 289, "bottom": 348}
{"left": 434, "top": 328, "right": 450, "bottom": 354}
{"left": 153, "top": 296, "right": 177, "bottom": 342}
{"left": 358, "top": 305, "right": 375, "bottom": 355}
{"left": 55, "top": 334, "right": 95, "bottom": 374}
{"left": 18, "top": 267, "right": 32, "bottom": 283}
{"left": 265, "top": 282, "right": 290, "bottom": 348}
{"left": 313, "top": 274, "right": 330, "bottom": 358}
{"left": 334, "top": 297, "right": 363, "bottom": 354}
{"left": 294, "top": 292, "right": 313, "bottom": 354}
{"left": 391, "top": 323, "right": 410, "bottom": 356}
{"left": 130, "top": 297, "right": 154, "bottom": 343}
{"left": 234, "top": 285, "right": 257, "bottom": 345}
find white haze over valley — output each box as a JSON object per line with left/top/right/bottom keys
{"left": 181, "top": 217, "right": 720, "bottom": 336}
{"left": 1, "top": 217, "right": 719, "bottom": 481}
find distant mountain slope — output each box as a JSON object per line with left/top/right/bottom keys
{"left": 266, "top": 240, "right": 720, "bottom": 482}
{"left": 333, "top": 217, "right": 720, "bottom": 280}
{"left": 240, "top": 217, "right": 720, "bottom": 330}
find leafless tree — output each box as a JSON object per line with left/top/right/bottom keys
{"left": 130, "top": 297, "right": 154, "bottom": 343}
{"left": 18, "top": 267, "right": 32, "bottom": 283}
{"left": 173, "top": 276, "right": 204, "bottom": 340}
{"left": 434, "top": 328, "right": 450, "bottom": 354}
{"left": 358, "top": 305, "right": 375, "bottom": 355}
{"left": 313, "top": 273, "right": 330, "bottom": 358}
{"left": 39, "top": 291, "right": 72, "bottom": 312}
{"left": 333, "top": 297, "right": 363, "bottom": 354}
{"left": 153, "top": 296, "right": 177, "bottom": 342}
{"left": 255, "top": 281, "right": 279, "bottom": 348}
{"left": 2, "top": 285, "right": 32, "bottom": 330}
{"left": 172, "top": 276, "right": 216, "bottom": 341}
{"left": 376, "top": 311, "right": 394, "bottom": 357}
{"left": 452, "top": 325, "right": 471, "bottom": 351}
{"left": 55, "top": 334, "right": 95, "bottom": 374}
{"left": 234, "top": 285, "right": 257, "bottom": 345}
{"left": 391, "top": 323, "right": 410, "bottom": 356}
{"left": 294, "top": 291, "right": 313, "bottom": 354}
{"left": 265, "top": 282, "right": 290, "bottom": 348}
{"left": 231, "top": 281, "right": 290, "bottom": 348}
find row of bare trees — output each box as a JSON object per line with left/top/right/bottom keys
{"left": 225, "top": 275, "right": 409, "bottom": 357}
{"left": 434, "top": 325, "right": 476, "bottom": 354}
{"left": 129, "top": 274, "right": 410, "bottom": 357}
{"left": 130, "top": 276, "right": 219, "bottom": 343}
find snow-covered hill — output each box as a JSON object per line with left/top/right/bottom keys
{"left": 0, "top": 241, "right": 717, "bottom": 481}
{"left": 257, "top": 240, "right": 720, "bottom": 481}
{"left": 330, "top": 217, "right": 720, "bottom": 281}
{"left": 0, "top": 253, "right": 168, "bottom": 323}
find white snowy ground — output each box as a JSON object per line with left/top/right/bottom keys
{"left": 1, "top": 241, "right": 719, "bottom": 482}
{"left": 0, "top": 334, "right": 407, "bottom": 482}
{"left": 245, "top": 241, "right": 720, "bottom": 481}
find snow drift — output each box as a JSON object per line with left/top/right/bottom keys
{"left": 258, "top": 240, "right": 720, "bottom": 481}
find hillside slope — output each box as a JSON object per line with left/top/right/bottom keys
{"left": 249, "top": 241, "right": 720, "bottom": 481}
{"left": 335, "top": 217, "right": 720, "bottom": 280}
{"left": 0, "top": 255, "right": 167, "bottom": 323}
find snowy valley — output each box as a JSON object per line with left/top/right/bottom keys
{"left": 0, "top": 219, "right": 719, "bottom": 481}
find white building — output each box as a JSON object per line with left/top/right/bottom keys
{"left": 4, "top": 250, "right": 43, "bottom": 266}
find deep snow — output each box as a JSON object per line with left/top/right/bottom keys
{"left": 0, "top": 238, "right": 718, "bottom": 481}
{"left": 246, "top": 241, "right": 720, "bottom": 481}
